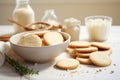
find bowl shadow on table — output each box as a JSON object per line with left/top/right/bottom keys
{"left": 0, "top": 49, "right": 54, "bottom": 77}
{"left": 11, "top": 50, "right": 55, "bottom": 71}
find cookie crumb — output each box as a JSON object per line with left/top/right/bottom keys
{"left": 96, "top": 70, "right": 99, "bottom": 73}
{"left": 70, "top": 70, "right": 78, "bottom": 74}
{"left": 86, "top": 70, "right": 89, "bottom": 73}
{"left": 60, "top": 73, "right": 65, "bottom": 76}
{"left": 99, "top": 69, "right": 102, "bottom": 72}
{"left": 113, "top": 64, "right": 116, "bottom": 66}
{"left": 104, "top": 68, "right": 107, "bottom": 70}
{"left": 95, "top": 69, "right": 102, "bottom": 73}
{"left": 110, "top": 70, "right": 114, "bottom": 74}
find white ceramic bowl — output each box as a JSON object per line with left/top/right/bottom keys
{"left": 10, "top": 31, "right": 71, "bottom": 62}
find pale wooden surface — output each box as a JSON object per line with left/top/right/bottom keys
{"left": 0, "top": 25, "right": 120, "bottom": 80}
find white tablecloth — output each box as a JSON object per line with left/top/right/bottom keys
{"left": 0, "top": 25, "right": 120, "bottom": 80}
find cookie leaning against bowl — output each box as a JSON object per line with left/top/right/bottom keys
{"left": 55, "top": 59, "right": 80, "bottom": 70}
{"left": 69, "top": 41, "right": 91, "bottom": 48}
{"left": 89, "top": 52, "right": 112, "bottom": 67}
{"left": 43, "top": 32, "right": 64, "bottom": 45}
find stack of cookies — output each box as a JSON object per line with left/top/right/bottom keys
{"left": 66, "top": 41, "right": 112, "bottom": 67}
{"left": 0, "top": 35, "right": 12, "bottom": 42}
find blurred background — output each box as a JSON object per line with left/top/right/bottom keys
{"left": 0, "top": 0, "right": 120, "bottom": 25}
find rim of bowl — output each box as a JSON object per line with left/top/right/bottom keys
{"left": 9, "top": 31, "right": 71, "bottom": 48}
{"left": 85, "top": 16, "right": 112, "bottom": 22}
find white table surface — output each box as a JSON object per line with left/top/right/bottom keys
{"left": 0, "top": 25, "right": 120, "bottom": 80}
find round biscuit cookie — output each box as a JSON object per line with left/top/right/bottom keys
{"left": 41, "top": 38, "right": 48, "bottom": 46}
{"left": 76, "top": 52, "right": 91, "bottom": 58}
{"left": 34, "top": 30, "right": 50, "bottom": 37}
{"left": 69, "top": 41, "right": 91, "bottom": 48}
{"left": 98, "top": 48, "right": 112, "bottom": 56}
{"left": 66, "top": 48, "right": 76, "bottom": 58}
{"left": 43, "top": 32, "right": 64, "bottom": 45}
{"left": 91, "top": 42, "right": 110, "bottom": 50}
{"left": 89, "top": 52, "right": 112, "bottom": 67}
{"left": 75, "top": 46, "right": 98, "bottom": 53}
{"left": 76, "top": 57, "right": 93, "bottom": 65}
{"left": 17, "top": 33, "right": 42, "bottom": 47}
{"left": 0, "top": 35, "right": 12, "bottom": 42}
{"left": 55, "top": 59, "right": 79, "bottom": 70}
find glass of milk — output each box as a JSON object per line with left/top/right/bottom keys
{"left": 85, "top": 16, "right": 112, "bottom": 41}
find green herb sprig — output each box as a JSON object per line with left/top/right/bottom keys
{"left": 5, "top": 54, "right": 39, "bottom": 76}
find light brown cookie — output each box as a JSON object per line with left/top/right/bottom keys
{"left": 75, "top": 46, "right": 98, "bottom": 53}
{"left": 76, "top": 57, "right": 93, "bottom": 65}
{"left": 89, "top": 52, "right": 112, "bottom": 67}
{"left": 41, "top": 38, "right": 48, "bottom": 46}
{"left": 76, "top": 52, "right": 91, "bottom": 58}
{"left": 91, "top": 42, "right": 110, "bottom": 50}
{"left": 55, "top": 58, "right": 79, "bottom": 70}
{"left": 66, "top": 48, "right": 76, "bottom": 58}
{"left": 43, "top": 32, "right": 64, "bottom": 45}
{"left": 97, "top": 48, "right": 112, "bottom": 56}
{"left": 0, "top": 35, "right": 12, "bottom": 42}
{"left": 34, "top": 30, "right": 50, "bottom": 37}
{"left": 69, "top": 41, "right": 91, "bottom": 48}
{"left": 17, "top": 33, "right": 42, "bottom": 47}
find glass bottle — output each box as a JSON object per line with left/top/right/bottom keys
{"left": 13, "top": 0, "right": 35, "bottom": 33}
{"left": 41, "top": 9, "right": 58, "bottom": 23}
{"left": 41, "top": 9, "right": 62, "bottom": 31}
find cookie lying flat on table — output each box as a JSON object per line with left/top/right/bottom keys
{"left": 43, "top": 32, "right": 64, "bottom": 45}
{"left": 55, "top": 59, "right": 79, "bottom": 70}
{"left": 89, "top": 52, "right": 112, "bottom": 67}
{"left": 69, "top": 41, "right": 91, "bottom": 48}
{"left": 91, "top": 42, "right": 110, "bottom": 50}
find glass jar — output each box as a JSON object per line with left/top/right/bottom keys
{"left": 41, "top": 9, "right": 57, "bottom": 22}
{"left": 41, "top": 9, "right": 61, "bottom": 31}
{"left": 13, "top": 0, "right": 35, "bottom": 33}
{"left": 64, "top": 18, "right": 80, "bottom": 41}
{"left": 85, "top": 16, "right": 112, "bottom": 41}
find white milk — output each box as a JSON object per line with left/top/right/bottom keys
{"left": 86, "top": 17, "right": 112, "bottom": 41}
{"left": 64, "top": 18, "right": 80, "bottom": 41}
{"left": 13, "top": 0, "right": 35, "bottom": 33}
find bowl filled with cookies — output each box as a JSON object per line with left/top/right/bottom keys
{"left": 9, "top": 30, "right": 71, "bottom": 62}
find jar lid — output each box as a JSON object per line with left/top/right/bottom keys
{"left": 16, "top": 0, "right": 29, "bottom": 4}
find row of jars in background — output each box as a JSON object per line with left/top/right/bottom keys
{"left": 12, "top": 0, "right": 80, "bottom": 41}
{"left": 13, "top": 0, "right": 61, "bottom": 33}
{"left": 12, "top": 0, "right": 112, "bottom": 42}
